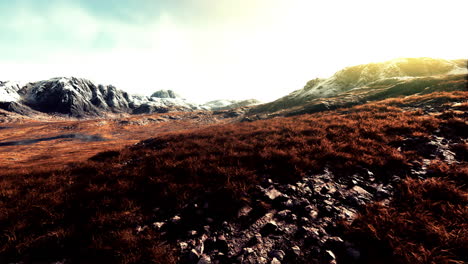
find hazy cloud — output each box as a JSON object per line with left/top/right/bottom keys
{"left": 0, "top": 0, "right": 466, "bottom": 103}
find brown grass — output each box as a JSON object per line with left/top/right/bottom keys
{"left": 344, "top": 162, "right": 467, "bottom": 264}
{"left": 0, "top": 111, "right": 230, "bottom": 173}
{"left": 0, "top": 91, "right": 466, "bottom": 263}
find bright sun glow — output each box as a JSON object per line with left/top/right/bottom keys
{"left": 0, "top": 0, "right": 466, "bottom": 103}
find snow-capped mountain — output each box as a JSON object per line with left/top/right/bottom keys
{"left": 201, "top": 99, "right": 261, "bottom": 111}
{"left": 16, "top": 77, "right": 133, "bottom": 117}
{"left": 252, "top": 58, "right": 467, "bottom": 114}
{"left": 131, "top": 90, "right": 203, "bottom": 114}
{"left": 150, "top": 90, "right": 181, "bottom": 99}
{"left": 0, "top": 78, "right": 200, "bottom": 117}
{"left": 0, "top": 78, "right": 261, "bottom": 117}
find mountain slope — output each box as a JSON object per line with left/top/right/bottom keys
{"left": 251, "top": 58, "right": 467, "bottom": 115}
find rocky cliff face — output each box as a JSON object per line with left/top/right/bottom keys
{"left": 17, "top": 77, "right": 132, "bottom": 117}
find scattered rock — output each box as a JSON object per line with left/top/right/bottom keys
{"left": 265, "top": 187, "right": 283, "bottom": 200}
{"left": 243, "top": 247, "right": 254, "bottom": 255}
{"left": 153, "top": 222, "right": 165, "bottom": 231}
{"left": 276, "top": 209, "right": 291, "bottom": 219}
{"left": 271, "top": 257, "right": 281, "bottom": 264}
{"left": 323, "top": 250, "right": 336, "bottom": 261}
{"left": 188, "top": 249, "right": 201, "bottom": 262}
{"left": 171, "top": 215, "right": 182, "bottom": 224}
{"left": 197, "top": 254, "right": 211, "bottom": 264}
{"left": 238, "top": 205, "right": 253, "bottom": 218}
{"left": 291, "top": 245, "right": 301, "bottom": 257}
{"left": 261, "top": 221, "right": 279, "bottom": 236}
{"left": 188, "top": 230, "right": 198, "bottom": 236}
{"left": 179, "top": 242, "right": 189, "bottom": 251}
{"left": 216, "top": 235, "right": 229, "bottom": 253}
{"left": 269, "top": 250, "right": 285, "bottom": 261}
{"left": 151, "top": 166, "right": 402, "bottom": 263}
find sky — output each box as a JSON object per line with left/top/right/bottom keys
{"left": 0, "top": 0, "right": 467, "bottom": 103}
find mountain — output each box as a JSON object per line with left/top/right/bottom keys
{"left": 251, "top": 58, "right": 467, "bottom": 115}
{"left": 17, "top": 77, "right": 133, "bottom": 117}
{"left": 201, "top": 99, "right": 261, "bottom": 111}
{"left": 131, "top": 89, "right": 202, "bottom": 114}
{"left": 0, "top": 78, "right": 256, "bottom": 118}
{"left": 150, "top": 89, "right": 181, "bottom": 99}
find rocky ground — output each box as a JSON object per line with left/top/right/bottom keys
{"left": 175, "top": 170, "right": 387, "bottom": 264}
{"left": 135, "top": 137, "right": 461, "bottom": 264}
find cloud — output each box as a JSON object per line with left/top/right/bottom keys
{"left": 0, "top": 0, "right": 467, "bottom": 103}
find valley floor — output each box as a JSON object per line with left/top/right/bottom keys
{"left": 0, "top": 111, "right": 236, "bottom": 173}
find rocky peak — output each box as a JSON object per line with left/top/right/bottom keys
{"left": 15, "top": 77, "right": 132, "bottom": 117}
{"left": 0, "top": 81, "right": 24, "bottom": 103}
{"left": 151, "top": 90, "right": 181, "bottom": 99}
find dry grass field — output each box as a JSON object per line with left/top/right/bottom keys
{"left": 0, "top": 91, "right": 466, "bottom": 263}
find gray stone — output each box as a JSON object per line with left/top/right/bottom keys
{"left": 238, "top": 205, "right": 253, "bottom": 218}
{"left": 265, "top": 187, "right": 283, "bottom": 200}
{"left": 276, "top": 210, "right": 291, "bottom": 219}
{"left": 352, "top": 186, "right": 371, "bottom": 196}
{"left": 270, "top": 257, "right": 281, "bottom": 264}
{"left": 269, "top": 250, "right": 285, "bottom": 261}
{"left": 291, "top": 245, "right": 301, "bottom": 257}
{"left": 153, "top": 222, "right": 165, "bottom": 230}
{"left": 216, "top": 235, "right": 229, "bottom": 253}
{"left": 261, "top": 221, "right": 278, "bottom": 236}
{"left": 171, "top": 215, "right": 182, "bottom": 224}
{"left": 323, "top": 250, "right": 336, "bottom": 261}
{"left": 188, "top": 249, "right": 200, "bottom": 262}
{"left": 197, "top": 254, "right": 211, "bottom": 264}
{"left": 283, "top": 199, "right": 294, "bottom": 208}
{"left": 179, "top": 242, "right": 188, "bottom": 251}
{"left": 243, "top": 247, "right": 254, "bottom": 254}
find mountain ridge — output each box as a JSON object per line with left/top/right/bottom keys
{"left": 0, "top": 77, "right": 260, "bottom": 118}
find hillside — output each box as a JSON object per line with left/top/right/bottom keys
{"left": 251, "top": 58, "right": 467, "bottom": 116}
{"left": 0, "top": 91, "right": 466, "bottom": 264}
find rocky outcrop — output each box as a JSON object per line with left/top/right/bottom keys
{"left": 133, "top": 168, "right": 396, "bottom": 264}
